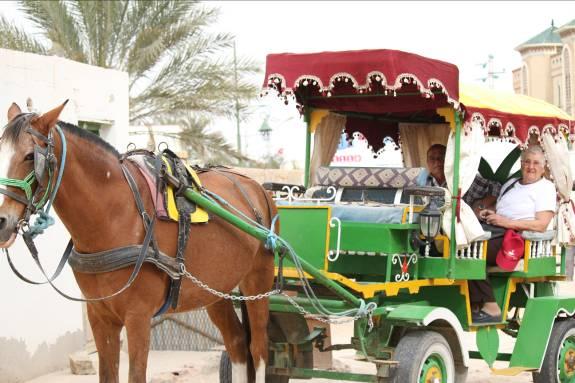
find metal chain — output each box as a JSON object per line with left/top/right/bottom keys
{"left": 181, "top": 266, "right": 374, "bottom": 328}
{"left": 181, "top": 267, "right": 280, "bottom": 301}
{"left": 282, "top": 292, "right": 374, "bottom": 330}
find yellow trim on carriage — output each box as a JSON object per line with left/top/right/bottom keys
{"left": 275, "top": 266, "right": 461, "bottom": 299}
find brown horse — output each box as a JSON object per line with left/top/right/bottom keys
{"left": 0, "top": 101, "right": 276, "bottom": 383}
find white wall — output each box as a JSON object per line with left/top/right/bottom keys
{"left": 0, "top": 48, "right": 129, "bottom": 352}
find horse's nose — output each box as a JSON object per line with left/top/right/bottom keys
{"left": 0, "top": 215, "right": 7, "bottom": 231}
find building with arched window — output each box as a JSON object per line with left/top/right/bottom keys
{"left": 512, "top": 20, "right": 575, "bottom": 115}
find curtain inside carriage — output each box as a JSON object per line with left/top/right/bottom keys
{"left": 309, "top": 112, "right": 347, "bottom": 184}
{"left": 398, "top": 123, "right": 450, "bottom": 167}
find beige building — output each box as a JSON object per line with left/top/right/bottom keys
{"left": 512, "top": 20, "right": 575, "bottom": 115}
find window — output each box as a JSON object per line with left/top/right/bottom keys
{"left": 564, "top": 47, "right": 572, "bottom": 115}
{"left": 78, "top": 121, "right": 102, "bottom": 136}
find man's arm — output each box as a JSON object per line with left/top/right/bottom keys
{"left": 485, "top": 210, "right": 554, "bottom": 232}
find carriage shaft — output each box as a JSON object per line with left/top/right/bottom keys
{"left": 184, "top": 188, "right": 363, "bottom": 307}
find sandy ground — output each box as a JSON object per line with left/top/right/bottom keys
{"left": 30, "top": 281, "right": 575, "bottom": 383}
{"left": 27, "top": 327, "right": 532, "bottom": 383}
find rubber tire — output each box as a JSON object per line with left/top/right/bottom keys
{"left": 533, "top": 319, "right": 575, "bottom": 383}
{"left": 219, "top": 351, "right": 232, "bottom": 383}
{"left": 393, "top": 330, "right": 456, "bottom": 383}
{"left": 455, "top": 363, "right": 468, "bottom": 383}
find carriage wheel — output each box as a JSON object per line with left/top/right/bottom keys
{"left": 533, "top": 319, "right": 575, "bottom": 383}
{"left": 219, "top": 351, "right": 232, "bottom": 383}
{"left": 392, "top": 331, "right": 456, "bottom": 383}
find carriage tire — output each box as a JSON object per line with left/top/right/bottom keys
{"left": 219, "top": 351, "right": 232, "bottom": 383}
{"left": 533, "top": 319, "right": 575, "bottom": 383}
{"left": 454, "top": 363, "right": 468, "bottom": 383}
{"left": 392, "top": 330, "right": 456, "bottom": 383}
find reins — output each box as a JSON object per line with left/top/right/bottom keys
{"left": 1, "top": 124, "right": 161, "bottom": 302}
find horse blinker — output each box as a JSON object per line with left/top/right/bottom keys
{"left": 33, "top": 145, "right": 48, "bottom": 182}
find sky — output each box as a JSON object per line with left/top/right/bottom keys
{"left": 209, "top": 1, "right": 575, "bottom": 166}
{"left": 2, "top": 1, "right": 574, "bottom": 166}
{"left": 0, "top": 0, "right": 574, "bottom": 352}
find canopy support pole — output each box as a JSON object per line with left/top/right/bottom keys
{"left": 304, "top": 108, "right": 312, "bottom": 188}
{"left": 449, "top": 112, "right": 463, "bottom": 279}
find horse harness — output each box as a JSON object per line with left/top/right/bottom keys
{"left": 3, "top": 131, "right": 266, "bottom": 311}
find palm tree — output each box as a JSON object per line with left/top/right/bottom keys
{"left": 161, "top": 114, "right": 250, "bottom": 166}
{"left": 0, "top": 1, "right": 260, "bottom": 127}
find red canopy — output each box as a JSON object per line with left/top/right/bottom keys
{"left": 460, "top": 84, "right": 574, "bottom": 144}
{"left": 264, "top": 49, "right": 460, "bottom": 114}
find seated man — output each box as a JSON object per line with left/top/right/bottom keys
{"left": 416, "top": 144, "right": 501, "bottom": 257}
{"left": 417, "top": 143, "right": 502, "bottom": 213}
{"left": 470, "top": 145, "right": 556, "bottom": 323}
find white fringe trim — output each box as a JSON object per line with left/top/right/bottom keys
{"left": 469, "top": 111, "right": 571, "bottom": 146}
{"left": 265, "top": 71, "right": 460, "bottom": 108}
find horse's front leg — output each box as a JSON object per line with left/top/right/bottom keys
{"left": 124, "top": 313, "right": 152, "bottom": 383}
{"left": 87, "top": 304, "right": 123, "bottom": 383}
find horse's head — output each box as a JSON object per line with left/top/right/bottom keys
{"left": 0, "top": 101, "right": 67, "bottom": 247}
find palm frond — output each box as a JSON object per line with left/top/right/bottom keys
{"left": 8, "top": 0, "right": 261, "bottom": 132}
{"left": 160, "top": 113, "right": 250, "bottom": 165}
{"left": 20, "top": 0, "right": 87, "bottom": 61}
{"left": 0, "top": 15, "right": 48, "bottom": 54}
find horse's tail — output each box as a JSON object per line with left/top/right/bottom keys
{"left": 240, "top": 298, "right": 256, "bottom": 382}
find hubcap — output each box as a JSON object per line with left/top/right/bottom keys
{"left": 559, "top": 336, "right": 575, "bottom": 382}
{"left": 420, "top": 354, "right": 446, "bottom": 383}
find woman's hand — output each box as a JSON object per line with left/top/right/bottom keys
{"left": 485, "top": 212, "right": 510, "bottom": 228}
{"left": 479, "top": 209, "right": 495, "bottom": 221}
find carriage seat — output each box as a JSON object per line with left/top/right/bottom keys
{"left": 272, "top": 166, "right": 426, "bottom": 225}
{"left": 313, "top": 166, "right": 425, "bottom": 189}
{"left": 307, "top": 166, "right": 426, "bottom": 205}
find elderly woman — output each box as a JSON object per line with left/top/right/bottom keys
{"left": 470, "top": 145, "right": 556, "bottom": 323}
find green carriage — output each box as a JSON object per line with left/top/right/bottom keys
{"left": 213, "top": 48, "right": 575, "bottom": 382}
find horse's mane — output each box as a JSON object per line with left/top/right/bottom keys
{"left": 1, "top": 113, "right": 120, "bottom": 159}
{"left": 58, "top": 121, "right": 120, "bottom": 159}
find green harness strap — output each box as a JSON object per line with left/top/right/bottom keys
{"left": 0, "top": 171, "right": 35, "bottom": 201}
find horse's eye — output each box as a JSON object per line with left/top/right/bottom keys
{"left": 24, "top": 153, "right": 34, "bottom": 161}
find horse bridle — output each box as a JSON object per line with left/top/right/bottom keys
{"left": 0, "top": 119, "right": 163, "bottom": 303}
{"left": 0, "top": 116, "right": 62, "bottom": 230}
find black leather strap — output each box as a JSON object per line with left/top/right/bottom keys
{"left": 68, "top": 244, "right": 182, "bottom": 279}
{"left": 168, "top": 154, "right": 194, "bottom": 309}
{"left": 14, "top": 164, "right": 161, "bottom": 302}
{"left": 0, "top": 188, "right": 30, "bottom": 206}
{"left": 26, "top": 213, "right": 157, "bottom": 302}
{"left": 4, "top": 239, "right": 72, "bottom": 285}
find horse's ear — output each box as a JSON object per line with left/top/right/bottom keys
{"left": 32, "top": 100, "right": 68, "bottom": 136}
{"left": 7, "top": 103, "right": 22, "bottom": 122}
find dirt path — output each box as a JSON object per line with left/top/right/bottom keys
{"left": 33, "top": 281, "right": 575, "bottom": 383}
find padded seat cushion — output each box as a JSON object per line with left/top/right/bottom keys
{"left": 315, "top": 166, "right": 425, "bottom": 188}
